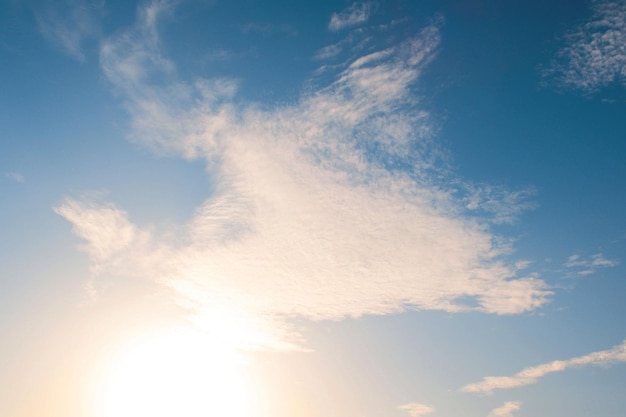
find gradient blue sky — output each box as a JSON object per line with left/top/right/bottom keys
{"left": 1, "top": 0, "right": 626, "bottom": 416}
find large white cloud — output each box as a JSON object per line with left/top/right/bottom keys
{"left": 57, "top": 0, "right": 550, "bottom": 350}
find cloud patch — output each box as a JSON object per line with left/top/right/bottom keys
{"left": 54, "top": 199, "right": 142, "bottom": 263}
{"left": 546, "top": 0, "right": 626, "bottom": 92}
{"left": 462, "top": 339, "right": 626, "bottom": 394}
{"left": 328, "top": 2, "right": 376, "bottom": 32}
{"left": 314, "top": 42, "right": 344, "bottom": 60}
{"left": 488, "top": 401, "right": 522, "bottom": 417}
{"left": 57, "top": 0, "right": 551, "bottom": 351}
{"left": 564, "top": 253, "right": 619, "bottom": 275}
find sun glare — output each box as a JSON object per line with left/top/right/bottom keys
{"left": 95, "top": 327, "right": 259, "bottom": 417}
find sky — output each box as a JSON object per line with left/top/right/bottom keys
{"left": 1, "top": 0, "right": 626, "bottom": 416}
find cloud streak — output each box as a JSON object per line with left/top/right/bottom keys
{"left": 57, "top": 0, "right": 550, "bottom": 350}
{"left": 462, "top": 339, "right": 626, "bottom": 394}
{"left": 564, "top": 253, "right": 619, "bottom": 275}
{"left": 546, "top": 0, "right": 626, "bottom": 92}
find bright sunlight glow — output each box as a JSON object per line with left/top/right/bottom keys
{"left": 95, "top": 327, "right": 259, "bottom": 417}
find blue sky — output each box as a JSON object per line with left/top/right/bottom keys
{"left": 1, "top": 0, "right": 626, "bottom": 416}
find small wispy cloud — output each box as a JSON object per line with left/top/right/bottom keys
{"left": 34, "top": 0, "right": 104, "bottom": 61}
{"left": 313, "top": 29, "right": 374, "bottom": 62}
{"left": 462, "top": 184, "right": 536, "bottom": 225}
{"left": 202, "top": 47, "right": 256, "bottom": 62}
{"left": 398, "top": 402, "right": 435, "bottom": 417}
{"left": 5, "top": 172, "right": 25, "bottom": 183}
{"left": 57, "top": 0, "right": 550, "bottom": 351}
{"left": 462, "top": 339, "right": 626, "bottom": 394}
{"left": 488, "top": 401, "right": 522, "bottom": 417}
{"left": 328, "top": 2, "right": 376, "bottom": 32}
{"left": 564, "top": 253, "right": 619, "bottom": 275}
{"left": 545, "top": 0, "right": 626, "bottom": 92}
{"left": 313, "top": 42, "right": 344, "bottom": 60}
{"left": 241, "top": 22, "right": 298, "bottom": 36}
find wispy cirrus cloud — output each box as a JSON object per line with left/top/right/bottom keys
{"left": 545, "top": 0, "right": 626, "bottom": 92}
{"left": 328, "top": 2, "right": 376, "bottom": 32}
{"left": 34, "top": 0, "right": 104, "bottom": 60}
{"left": 201, "top": 47, "right": 257, "bottom": 62}
{"left": 312, "top": 29, "right": 375, "bottom": 62}
{"left": 57, "top": 0, "right": 550, "bottom": 351}
{"left": 564, "top": 253, "right": 619, "bottom": 275}
{"left": 462, "top": 184, "right": 536, "bottom": 225}
{"left": 313, "top": 42, "right": 344, "bottom": 60}
{"left": 241, "top": 22, "right": 298, "bottom": 36}
{"left": 5, "top": 172, "right": 25, "bottom": 183}
{"left": 462, "top": 339, "right": 626, "bottom": 394}
{"left": 488, "top": 401, "right": 522, "bottom": 417}
{"left": 398, "top": 402, "right": 435, "bottom": 417}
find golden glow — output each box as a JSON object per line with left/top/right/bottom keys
{"left": 95, "top": 327, "right": 259, "bottom": 417}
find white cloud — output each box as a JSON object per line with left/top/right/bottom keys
{"left": 5, "top": 172, "right": 25, "bottom": 183}
{"left": 462, "top": 339, "right": 626, "bottom": 394}
{"left": 35, "top": 0, "right": 104, "bottom": 60}
{"left": 488, "top": 401, "right": 522, "bottom": 417}
{"left": 546, "top": 0, "right": 626, "bottom": 92}
{"left": 57, "top": 1, "right": 550, "bottom": 351}
{"left": 398, "top": 402, "right": 435, "bottom": 417}
{"left": 328, "top": 2, "right": 376, "bottom": 32}
{"left": 565, "top": 253, "right": 619, "bottom": 275}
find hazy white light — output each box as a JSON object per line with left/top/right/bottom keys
{"left": 96, "top": 327, "right": 258, "bottom": 417}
